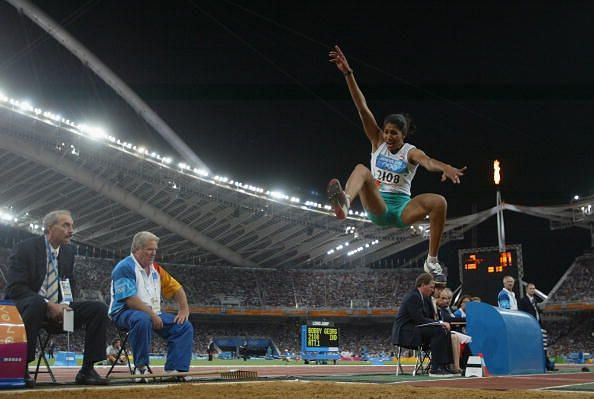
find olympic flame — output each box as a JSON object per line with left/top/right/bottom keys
{"left": 493, "top": 160, "right": 501, "bottom": 185}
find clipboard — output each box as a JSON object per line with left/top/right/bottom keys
{"left": 416, "top": 321, "right": 442, "bottom": 328}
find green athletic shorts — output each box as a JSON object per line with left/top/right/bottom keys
{"left": 366, "top": 192, "right": 411, "bottom": 228}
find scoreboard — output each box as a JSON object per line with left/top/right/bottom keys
{"left": 301, "top": 322, "right": 340, "bottom": 352}
{"left": 458, "top": 245, "right": 523, "bottom": 306}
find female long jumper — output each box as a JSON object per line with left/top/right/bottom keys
{"left": 327, "top": 45, "right": 467, "bottom": 279}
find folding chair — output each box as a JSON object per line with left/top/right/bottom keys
{"left": 394, "top": 344, "right": 432, "bottom": 376}
{"left": 106, "top": 328, "right": 152, "bottom": 378}
{"left": 106, "top": 328, "right": 134, "bottom": 377}
{"left": 415, "top": 344, "right": 432, "bottom": 375}
{"left": 33, "top": 322, "right": 64, "bottom": 383}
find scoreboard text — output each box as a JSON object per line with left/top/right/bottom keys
{"left": 306, "top": 326, "right": 339, "bottom": 349}
{"left": 459, "top": 245, "right": 522, "bottom": 306}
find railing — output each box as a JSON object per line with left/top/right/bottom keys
{"left": 164, "top": 305, "right": 399, "bottom": 318}
{"left": 543, "top": 302, "right": 594, "bottom": 312}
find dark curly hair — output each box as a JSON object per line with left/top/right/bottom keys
{"left": 382, "top": 113, "right": 416, "bottom": 136}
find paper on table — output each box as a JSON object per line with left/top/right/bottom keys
{"left": 63, "top": 308, "right": 74, "bottom": 332}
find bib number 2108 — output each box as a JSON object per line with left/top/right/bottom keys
{"left": 376, "top": 170, "right": 400, "bottom": 184}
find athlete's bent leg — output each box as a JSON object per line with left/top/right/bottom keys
{"left": 346, "top": 164, "right": 386, "bottom": 216}
{"left": 401, "top": 193, "right": 447, "bottom": 275}
{"left": 328, "top": 164, "right": 386, "bottom": 219}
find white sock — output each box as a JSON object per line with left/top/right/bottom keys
{"left": 427, "top": 255, "right": 438, "bottom": 263}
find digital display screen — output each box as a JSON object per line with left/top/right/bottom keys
{"left": 459, "top": 246, "right": 522, "bottom": 306}
{"left": 305, "top": 326, "right": 339, "bottom": 349}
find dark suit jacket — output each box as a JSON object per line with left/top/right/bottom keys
{"left": 5, "top": 235, "right": 76, "bottom": 303}
{"left": 392, "top": 289, "right": 436, "bottom": 348}
{"left": 518, "top": 295, "right": 540, "bottom": 321}
{"left": 438, "top": 306, "right": 466, "bottom": 323}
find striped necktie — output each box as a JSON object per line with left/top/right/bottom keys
{"left": 47, "top": 250, "right": 60, "bottom": 303}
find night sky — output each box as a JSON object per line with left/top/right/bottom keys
{"left": 0, "top": 1, "right": 592, "bottom": 292}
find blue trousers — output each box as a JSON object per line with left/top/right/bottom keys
{"left": 113, "top": 310, "right": 193, "bottom": 371}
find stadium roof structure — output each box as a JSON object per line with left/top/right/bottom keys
{"left": 0, "top": 94, "right": 500, "bottom": 268}
{"left": 0, "top": 94, "right": 591, "bottom": 268}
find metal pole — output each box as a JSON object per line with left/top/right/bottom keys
{"left": 496, "top": 190, "right": 506, "bottom": 252}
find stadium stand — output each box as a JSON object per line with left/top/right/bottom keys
{"left": 170, "top": 264, "right": 422, "bottom": 308}
{"left": 546, "top": 254, "right": 594, "bottom": 304}
{"left": 68, "top": 257, "right": 421, "bottom": 308}
{"left": 544, "top": 313, "right": 593, "bottom": 357}
{"left": 1, "top": 234, "right": 592, "bottom": 358}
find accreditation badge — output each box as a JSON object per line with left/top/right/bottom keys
{"left": 60, "top": 278, "right": 74, "bottom": 304}
{"left": 151, "top": 296, "right": 161, "bottom": 314}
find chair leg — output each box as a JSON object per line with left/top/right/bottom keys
{"left": 418, "top": 349, "right": 431, "bottom": 375}
{"left": 34, "top": 333, "right": 56, "bottom": 383}
{"left": 107, "top": 331, "right": 135, "bottom": 377}
{"left": 396, "top": 346, "right": 402, "bottom": 376}
{"left": 123, "top": 346, "right": 133, "bottom": 374}
{"left": 33, "top": 335, "right": 43, "bottom": 381}
{"left": 120, "top": 332, "right": 134, "bottom": 374}
{"left": 105, "top": 354, "right": 119, "bottom": 377}
{"left": 106, "top": 345, "right": 127, "bottom": 377}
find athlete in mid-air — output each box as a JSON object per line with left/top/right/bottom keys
{"left": 327, "top": 45, "right": 467, "bottom": 278}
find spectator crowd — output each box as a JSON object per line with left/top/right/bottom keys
{"left": 0, "top": 244, "right": 591, "bottom": 358}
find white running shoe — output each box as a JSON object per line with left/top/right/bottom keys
{"left": 134, "top": 366, "right": 148, "bottom": 383}
{"left": 424, "top": 259, "right": 443, "bottom": 276}
{"left": 327, "top": 178, "right": 350, "bottom": 220}
{"left": 163, "top": 370, "right": 192, "bottom": 382}
{"left": 429, "top": 367, "right": 456, "bottom": 378}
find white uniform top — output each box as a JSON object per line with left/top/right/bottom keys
{"left": 131, "top": 255, "right": 162, "bottom": 314}
{"left": 370, "top": 142, "right": 418, "bottom": 195}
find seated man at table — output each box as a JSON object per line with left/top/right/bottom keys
{"left": 108, "top": 231, "right": 193, "bottom": 380}
{"left": 437, "top": 288, "right": 472, "bottom": 373}
{"left": 392, "top": 272, "right": 454, "bottom": 377}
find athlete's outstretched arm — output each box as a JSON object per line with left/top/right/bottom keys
{"left": 329, "top": 45, "right": 382, "bottom": 149}
{"left": 408, "top": 148, "right": 467, "bottom": 184}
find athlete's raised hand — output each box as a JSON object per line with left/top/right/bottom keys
{"left": 329, "top": 45, "right": 352, "bottom": 74}
{"left": 441, "top": 165, "right": 467, "bottom": 184}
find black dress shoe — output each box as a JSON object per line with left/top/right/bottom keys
{"left": 75, "top": 368, "right": 108, "bottom": 385}
{"left": 24, "top": 371, "right": 36, "bottom": 388}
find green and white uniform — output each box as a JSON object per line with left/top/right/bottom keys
{"left": 367, "top": 142, "right": 418, "bottom": 227}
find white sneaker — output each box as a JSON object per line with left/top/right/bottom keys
{"left": 429, "top": 367, "right": 456, "bottom": 378}
{"left": 424, "top": 259, "right": 443, "bottom": 276}
{"left": 327, "top": 178, "right": 350, "bottom": 220}
{"left": 164, "top": 370, "right": 192, "bottom": 382}
{"left": 134, "top": 367, "right": 148, "bottom": 383}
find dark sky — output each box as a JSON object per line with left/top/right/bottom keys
{"left": 0, "top": 0, "right": 592, "bottom": 291}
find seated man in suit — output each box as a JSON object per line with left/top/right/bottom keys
{"left": 437, "top": 288, "right": 472, "bottom": 373}
{"left": 5, "top": 210, "right": 108, "bottom": 387}
{"left": 392, "top": 272, "right": 454, "bottom": 377}
{"left": 453, "top": 295, "right": 472, "bottom": 319}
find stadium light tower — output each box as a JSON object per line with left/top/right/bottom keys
{"left": 494, "top": 160, "right": 506, "bottom": 252}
